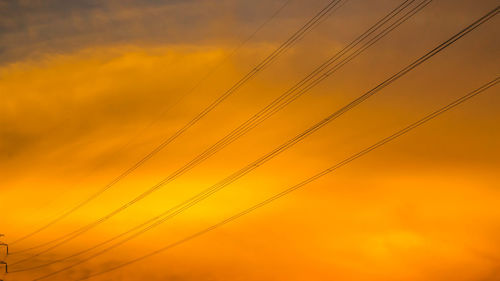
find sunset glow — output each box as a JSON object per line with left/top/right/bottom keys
{"left": 0, "top": 1, "right": 499, "bottom": 281}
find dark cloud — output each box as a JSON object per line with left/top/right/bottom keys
{"left": 0, "top": 0, "right": 292, "bottom": 64}
{"left": 1, "top": 0, "right": 498, "bottom": 65}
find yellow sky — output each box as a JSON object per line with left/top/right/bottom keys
{"left": 0, "top": 0, "right": 499, "bottom": 280}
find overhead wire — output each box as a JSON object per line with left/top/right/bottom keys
{"left": 18, "top": 1, "right": 498, "bottom": 275}
{"left": 9, "top": 0, "right": 423, "bottom": 271}
{"left": 10, "top": 0, "right": 421, "bottom": 266}
{"left": 7, "top": 0, "right": 443, "bottom": 268}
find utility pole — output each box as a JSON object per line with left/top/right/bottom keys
{"left": 0, "top": 234, "right": 7, "bottom": 280}
{"left": 0, "top": 234, "right": 7, "bottom": 256}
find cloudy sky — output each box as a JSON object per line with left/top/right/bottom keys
{"left": 0, "top": 0, "right": 499, "bottom": 280}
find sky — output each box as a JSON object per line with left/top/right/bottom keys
{"left": 0, "top": 0, "right": 499, "bottom": 280}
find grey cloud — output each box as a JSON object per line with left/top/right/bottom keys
{"left": 0, "top": 0, "right": 291, "bottom": 64}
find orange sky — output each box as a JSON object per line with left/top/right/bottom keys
{"left": 0, "top": 0, "right": 499, "bottom": 280}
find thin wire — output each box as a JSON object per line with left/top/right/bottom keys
{"left": 10, "top": 0, "right": 464, "bottom": 268}
{"left": 10, "top": 0, "right": 421, "bottom": 272}
{"left": 67, "top": 77, "right": 500, "bottom": 281}
{"left": 10, "top": 0, "right": 346, "bottom": 256}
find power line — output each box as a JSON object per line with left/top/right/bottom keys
{"left": 9, "top": 0, "right": 425, "bottom": 271}
{"left": 11, "top": 0, "right": 342, "bottom": 247}
{"left": 10, "top": 0, "right": 425, "bottom": 266}
{"left": 22, "top": 3, "right": 499, "bottom": 277}
{"left": 10, "top": 0, "right": 347, "bottom": 254}
{"left": 49, "top": 76, "right": 500, "bottom": 281}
